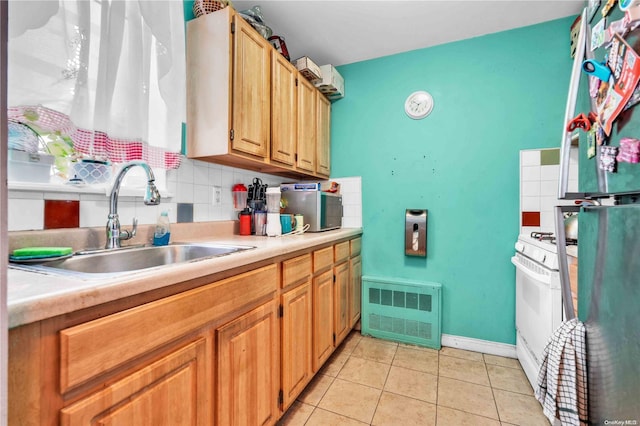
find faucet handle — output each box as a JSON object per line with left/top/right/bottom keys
{"left": 120, "top": 217, "right": 138, "bottom": 241}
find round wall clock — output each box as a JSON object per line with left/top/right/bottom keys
{"left": 404, "top": 91, "right": 434, "bottom": 119}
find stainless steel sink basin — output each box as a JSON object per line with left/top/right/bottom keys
{"left": 10, "top": 243, "right": 255, "bottom": 276}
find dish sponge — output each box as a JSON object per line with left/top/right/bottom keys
{"left": 11, "top": 247, "right": 73, "bottom": 259}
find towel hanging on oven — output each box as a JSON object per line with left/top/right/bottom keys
{"left": 535, "top": 318, "right": 588, "bottom": 426}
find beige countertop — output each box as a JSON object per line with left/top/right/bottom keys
{"left": 8, "top": 223, "right": 362, "bottom": 329}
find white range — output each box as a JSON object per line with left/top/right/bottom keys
{"left": 511, "top": 232, "right": 565, "bottom": 389}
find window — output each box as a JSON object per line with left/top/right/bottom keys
{"left": 7, "top": 0, "right": 185, "bottom": 190}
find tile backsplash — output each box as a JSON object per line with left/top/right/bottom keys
{"left": 8, "top": 157, "right": 363, "bottom": 232}
{"left": 519, "top": 147, "right": 578, "bottom": 235}
{"left": 333, "top": 176, "right": 362, "bottom": 228}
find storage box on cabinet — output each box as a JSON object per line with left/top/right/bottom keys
{"left": 315, "top": 64, "right": 345, "bottom": 101}
{"left": 294, "top": 56, "right": 322, "bottom": 84}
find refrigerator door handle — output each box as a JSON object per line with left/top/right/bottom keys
{"left": 554, "top": 205, "right": 579, "bottom": 320}
{"left": 558, "top": 9, "right": 587, "bottom": 200}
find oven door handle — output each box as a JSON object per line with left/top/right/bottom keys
{"left": 511, "top": 256, "right": 552, "bottom": 285}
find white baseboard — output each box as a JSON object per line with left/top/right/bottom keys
{"left": 441, "top": 334, "right": 517, "bottom": 359}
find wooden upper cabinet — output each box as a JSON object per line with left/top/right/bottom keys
{"left": 271, "top": 52, "right": 297, "bottom": 166}
{"left": 296, "top": 77, "right": 317, "bottom": 173}
{"left": 231, "top": 14, "right": 271, "bottom": 158}
{"left": 186, "top": 7, "right": 332, "bottom": 178}
{"left": 316, "top": 94, "right": 331, "bottom": 177}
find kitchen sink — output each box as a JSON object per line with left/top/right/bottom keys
{"left": 10, "top": 243, "right": 255, "bottom": 276}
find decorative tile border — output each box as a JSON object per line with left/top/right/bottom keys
{"left": 44, "top": 200, "right": 80, "bottom": 229}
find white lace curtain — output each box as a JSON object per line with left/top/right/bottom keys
{"left": 7, "top": 0, "right": 185, "bottom": 169}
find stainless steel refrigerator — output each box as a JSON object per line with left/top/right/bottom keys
{"left": 557, "top": 5, "right": 640, "bottom": 424}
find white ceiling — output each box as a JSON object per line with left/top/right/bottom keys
{"left": 230, "top": 1, "right": 584, "bottom": 66}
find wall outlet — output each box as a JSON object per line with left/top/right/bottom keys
{"left": 212, "top": 186, "right": 222, "bottom": 206}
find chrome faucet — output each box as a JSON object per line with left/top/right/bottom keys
{"left": 106, "top": 161, "right": 161, "bottom": 249}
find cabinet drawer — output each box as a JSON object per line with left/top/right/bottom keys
{"left": 282, "top": 254, "right": 311, "bottom": 288}
{"left": 313, "top": 247, "right": 333, "bottom": 273}
{"left": 60, "top": 264, "right": 277, "bottom": 392}
{"left": 334, "top": 241, "right": 350, "bottom": 263}
{"left": 350, "top": 238, "right": 361, "bottom": 257}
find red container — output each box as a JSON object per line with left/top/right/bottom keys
{"left": 238, "top": 208, "right": 252, "bottom": 235}
{"left": 268, "top": 36, "right": 290, "bottom": 61}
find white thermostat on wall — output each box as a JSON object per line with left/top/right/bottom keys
{"left": 404, "top": 90, "right": 434, "bottom": 119}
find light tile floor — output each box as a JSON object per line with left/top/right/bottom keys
{"left": 278, "top": 331, "right": 550, "bottom": 426}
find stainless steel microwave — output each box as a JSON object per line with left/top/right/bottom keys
{"left": 280, "top": 190, "right": 343, "bottom": 232}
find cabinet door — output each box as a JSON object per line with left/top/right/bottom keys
{"left": 232, "top": 14, "right": 271, "bottom": 158}
{"left": 271, "top": 52, "right": 296, "bottom": 166}
{"left": 316, "top": 94, "right": 331, "bottom": 177}
{"left": 60, "top": 338, "right": 209, "bottom": 426}
{"left": 333, "top": 261, "right": 350, "bottom": 346}
{"left": 349, "top": 255, "right": 362, "bottom": 327}
{"left": 296, "top": 77, "right": 317, "bottom": 173}
{"left": 281, "top": 280, "right": 313, "bottom": 410}
{"left": 313, "top": 269, "right": 334, "bottom": 372}
{"left": 217, "top": 299, "right": 279, "bottom": 426}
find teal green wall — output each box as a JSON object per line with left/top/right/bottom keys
{"left": 184, "top": 1, "right": 195, "bottom": 21}
{"left": 331, "top": 17, "right": 576, "bottom": 344}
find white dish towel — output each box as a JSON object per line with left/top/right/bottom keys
{"left": 535, "top": 317, "right": 588, "bottom": 426}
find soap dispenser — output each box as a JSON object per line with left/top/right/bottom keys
{"left": 153, "top": 211, "right": 171, "bottom": 246}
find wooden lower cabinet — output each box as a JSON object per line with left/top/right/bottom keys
{"left": 8, "top": 236, "right": 363, "bottom": 426}
{"left": 349, "top": 255, "right": 362, "bottom": 327}
{"left": 312, "top": 269, "right": 334, "bottom": 372}
{"left": 217, "top": 299, "right": 280, "bottom": 426}
{"left": 60, "top": 338, "right": 210, "bottom": 426}
{"left": 333, "top": 261, "right": 350, "bottom": 346}
{"left": 281, "top": 280, "right": 313, "bottom": 410}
